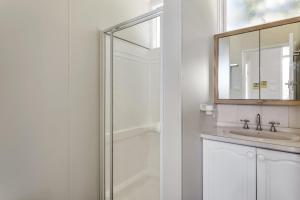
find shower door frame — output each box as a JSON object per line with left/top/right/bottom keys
{"left": 100, "top": 7, "right": 163, "bottom": 200}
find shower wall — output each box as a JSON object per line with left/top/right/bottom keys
{"left": 105, "top": 38, "right": 160, "bottom": 200}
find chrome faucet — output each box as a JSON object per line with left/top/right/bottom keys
{"left": 256, "top": 114, "right": 262, "bottom": 131}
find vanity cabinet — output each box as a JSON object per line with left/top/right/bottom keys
{"left": 203, "top": 140, "right": 256, "bottom": 200}
{"left": 203, "top": 140, "right": 300, "bottom": 200}
{"left": 257, "top": 149, "right": 300, "bottom": 200}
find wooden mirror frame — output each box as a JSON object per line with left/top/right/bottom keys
{"left": 214, "top": 16, "right": 300, "bottom": 106}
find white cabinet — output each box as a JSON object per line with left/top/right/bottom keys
{"left": 257, "top": 149, "right": 300, "bottom": 200}
{"left": 203, "top": 140, "right": 300, "bottom": 200}
{"left": 203, "top": 140, "right": 256, "bottom": 200}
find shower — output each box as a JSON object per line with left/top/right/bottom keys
{"left": 100, "top": 8, "right": 162, "bottom": 200}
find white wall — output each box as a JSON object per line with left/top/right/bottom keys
{"left": 162, "top": 0, "right": 182, "bottom": 200}
{"left": 99, "top": 0, "right": 152, "bottom": 29}
{"left": 217, "top": 105, "right": 300, "bottom": 129}
{"left": 162, "top": 1, "right": 219, "bottom": 200}
{"left": 113, "top": 40, "right": 153, "bottom": 131}
{"left": 0, "top": 1, "right": 69, "bottom": 199}
{"left": 182, "top": 0, "right": 218, "bottom": 200}
{"left": 0, "top": 0, "right": 152, "bottom": 200}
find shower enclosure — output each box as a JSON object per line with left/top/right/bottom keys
{"left": 100, "top": 8, "right": 162, "bottom": 200}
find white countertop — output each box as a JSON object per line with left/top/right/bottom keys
{"left": 201, "top": 127, "right": 300, "bottom": 154}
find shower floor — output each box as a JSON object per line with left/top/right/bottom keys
{"left": 114, "top": 176, "right": 160, "bottom": 200}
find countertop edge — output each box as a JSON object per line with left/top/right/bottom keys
{"left": 201, "top": 133, "right": 300, "bottom": 154}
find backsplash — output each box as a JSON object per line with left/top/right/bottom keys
{"left": 217, "top": 105, "right": 300, "bottom": 129}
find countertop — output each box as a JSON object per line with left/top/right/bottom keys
{"left": 201, "top": 127, "right": 300, "bottom": 154}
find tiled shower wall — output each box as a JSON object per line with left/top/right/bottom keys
{"left": 217, "top": 105, "right": 300, "bottom": 129}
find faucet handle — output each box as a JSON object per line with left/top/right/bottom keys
{"left": 269, "top": 121, "right": 280, "bottom": 126}
{"left": 269, "top": 121, "right": 280, "bottom": 132}
{"left": 240, "top": 119, "right": 250, "bottom": 129}
{"left": 240, "top": 119, "right": 250, "bottom": 123}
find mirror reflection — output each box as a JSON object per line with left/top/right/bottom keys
{"left": 217, "top": 22, "right": 300, "bottom": 101}
{"left": 260, "top": 23, "right": 300, "bottom": 100}
{"left": 218, "top": 31, "right": 259, "bottom": 99}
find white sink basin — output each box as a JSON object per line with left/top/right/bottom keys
{"left": 227, "top": 129, "right": 300, "bottom": 141}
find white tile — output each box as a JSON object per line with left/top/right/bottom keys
{"left": 261, "top": 106, "right": 289, "bottom": 127}
{"left": 237, "top": 105, "right": 261, "bottom": 125}
{"left": 217, "top": 105, "right": 238, "bottom": 123}
{"left": 288, "top": 106, "right": 300, "bottom": 128}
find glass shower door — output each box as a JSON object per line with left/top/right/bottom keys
{"left": 105, "top": 14, "right": 161, "bottom": 200}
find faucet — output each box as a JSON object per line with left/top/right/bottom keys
{"left": 256, "top": 114, "right": 262, "bottom": 131}
{"left": 269, "top": 121, "right": 280, "bottom": 132}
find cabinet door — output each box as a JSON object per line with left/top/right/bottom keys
{"left": 257, "top": 149, "right": 300, "bottom": 200}
{"left": 203, "top": 140, "right": 256, "bottom": 200}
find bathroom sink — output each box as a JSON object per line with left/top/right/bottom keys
{"left": 227, "top": 129, "right": 300, "bottom": 141}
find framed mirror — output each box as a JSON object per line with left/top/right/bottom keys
{"left": 214, "top": 17, "right": 300, "bottom": 105}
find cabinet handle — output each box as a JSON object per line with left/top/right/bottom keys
{"left": 258, "top": 155, "right": 265, "bottom": 161}
{"left": 247, "top": 152, "right": 254, "bottom": 159}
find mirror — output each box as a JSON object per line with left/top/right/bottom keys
{"left": 215, "top": 17, "right": 300, "bottom": 105}
{"left": 261, "top": 23, "right": 300, "bottom": 100}
{"left": 218, "top": 31, "right": 259, "bottom": 99}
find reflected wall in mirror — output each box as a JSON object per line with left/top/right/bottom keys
{"left": 218, "top": 31, "right": 259, "bottom": 99}
{"left": 261, "top": 23, "right": 300, "bottom": 100}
